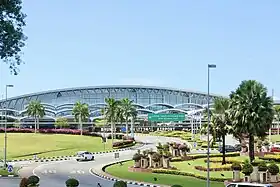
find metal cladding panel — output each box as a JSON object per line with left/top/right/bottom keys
{"left": 0, "top": 85, "right": 220, "bottom": 119}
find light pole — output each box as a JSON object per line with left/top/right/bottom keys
{"left": 4, "top": 84, "right": 14, "bottom": 168}
{"left": 207, "top": 64, "right": 216, "bottom": 187}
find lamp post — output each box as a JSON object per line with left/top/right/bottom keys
{"left": 207, "top": 64, "right": 216, "bottom": 187}
{"left": 4, "top": 84, "right": 14, "bottom": 168}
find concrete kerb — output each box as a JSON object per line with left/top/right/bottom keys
{"left": 90, "top": 160, "right": 163, "bottom": 187}
{"left": 0, "top": 174, "right": 20, "bottom": 178}
{"left": 8, "top": 142, "right": 145, "bottom": 163}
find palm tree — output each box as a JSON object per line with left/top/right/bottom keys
{"left": 120, "top": 98, "right": 137, "bottom": 137}
{"left": 211, "top": 97, "right": 232, "bottom": 165}
{"left": 104, "top": 98, "right": 121, "bottom": 143}
{"left": 26, "top": 101, "right": 45, "bottom": 133}
{"left": 72, "top": 101, "right": 89, "bottom": 135}
{"left": 229, "top": 80, "right": 274, "bottom": 163}
{"left": 274, "top": 105, "right": 280, "bottom": 135}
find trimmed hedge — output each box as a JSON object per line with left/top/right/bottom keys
{"left": 152, "top": 169, "right": 227, "bottom": 182}
{"left": 195, "top": 165, "right": 231, "bottom": 172}
{"left": 0, "top": 128, "right": 101, "bottom": 137}
{"left": 113, "top": 140, "right": 134, "bottom": 148}
{"left": 170, "top": 152, "right": 240, "bottom": 162}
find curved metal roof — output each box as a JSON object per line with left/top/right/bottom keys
{"left": 2, "top": 85, "right": 223, "bottom": 101}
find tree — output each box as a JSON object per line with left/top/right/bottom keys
{"left": 54, "top": 117, "right": 69, "bottom": 129}
{"left": 104, "top": 98, "right": 121, "bottom": 144}
{"left": 210, "top": 97, "right": 232, "bottom": 165}
{"left": 72, "top": 101, "right": 89, "bottom": 135}
{"left": 120, "top": 98, "right": 137, "bottom": 137}
{"left": 229, "top": 80, "right": 274, "bottom": 163}
{"left": 1, "top": 0, "right": 27, "bottom": 75}
{"left": 26, "top": 101, "right": 45, "bottom": 133}
{"left": 274, "top": 105, "right": 280, "bottom": 135}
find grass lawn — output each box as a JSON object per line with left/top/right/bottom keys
{"left": 270, "top": 135, "right": 280, "bottom": 142}
{"left": 105, "top": 161, "right": 225, "bottom": 187}
{"left": 0, "top": 167, "right": 18, "bottom": 175}
{"left": 0, "top": 133, "right": 113, "bottom": 159}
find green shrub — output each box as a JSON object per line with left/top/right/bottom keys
{"left": 65, "top": 178, "right": 79, "bottom": 187}
{"left": 268, "top": 163, "right": 279, "bottom": 175}
{"left": 242, "top": 160, "right": 253, "bottom": 175}
{"left": 231, "top": 162, "right": 242, "bottom": 170}
{"left": 113, "top": 180, "right": 127, "bottom": 187}
{"left": 171, "top": 185, "right": 183, "bottom": 187}
{"left": 258, "top": 161, "right": 267, "bottom": 172}
{"left": 27, "top": 175, "right": 40, "bottom": 186}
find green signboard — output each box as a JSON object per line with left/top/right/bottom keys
{"left": 148, "top": 113, "right": 186, "bottom": 122}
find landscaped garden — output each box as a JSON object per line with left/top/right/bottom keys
{"left": 103, "top": 80, "right": 280, "bottom": 186}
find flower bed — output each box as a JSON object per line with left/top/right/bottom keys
{"left": 113, "top": 140, "right": 135, "bottom": 149}
{"left": 260, "top": 154, "right": 280, "bottom": 162}
{"left": 194, "top": 164, "right": 231, "bottom": 172}
{"left": 203, "top": 157, "right": 242, "bottom": 164}
{"left": 170, "top": 152, "right": 240, "bottom": 162}
{"left": 0, "top": 128, "right": 101, "bottom": 136}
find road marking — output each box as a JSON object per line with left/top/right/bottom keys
{"left": 32, "top": 160, "right": 69, "bottom": 178}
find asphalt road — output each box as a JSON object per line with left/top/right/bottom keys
{"left": 0, "top": 135, "right": 225, "bottom": 187}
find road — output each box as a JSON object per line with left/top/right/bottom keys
{"left": 0, "top": 135, "right": 225, "bottom": 187}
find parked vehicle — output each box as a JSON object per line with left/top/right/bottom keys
{"left": 226, "top": 182, "right": 273, "bottom": 187}
{"left": 75, "top": 151, "right": 94, "bottom": 161}
{"left": 271, "top": 146, "right": 280, "bottom": 152}
{"left": 234, "top": 144, "right": 242, "bottom": 151}
{"left": 218, "top": 145, "right": 236, "bottom": 153}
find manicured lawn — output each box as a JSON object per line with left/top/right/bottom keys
{"left": 271, "top": 135, "right": 280, "bottom": 142}
{"left": 0, "top": 167, "right": 18, "bottom": 175}
{"left": 105, "top": 161, "right": 224, "bottom": 187}
{"left": 0, "top": 133, "right": 113, "bottom": 159}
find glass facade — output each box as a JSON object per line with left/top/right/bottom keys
{"left": 0, "top": 85, "right": 218, "bottom": 120}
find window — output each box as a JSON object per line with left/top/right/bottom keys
{"left": 226, "top": 184, "right": 236, "bottom": 187}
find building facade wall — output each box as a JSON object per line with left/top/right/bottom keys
{"left": 0, "top": 85, "right": 219, "bottom": 119}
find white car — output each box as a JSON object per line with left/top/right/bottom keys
{"left": 75, "top": 151, "right": 94, "bottom": 161}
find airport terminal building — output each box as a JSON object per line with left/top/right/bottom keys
{"left": 0, "top": 85, "right": 218, "bottom": 118}
{"left": 0, "top": 85, "right": 279, "bottom": 131}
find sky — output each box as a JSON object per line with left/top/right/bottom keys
{"left": 0, "top": 0, "right": 279, "bottom": 99}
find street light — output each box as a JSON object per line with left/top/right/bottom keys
{"left": 207, "top": 64, "right": 216, "bottom": 187}
{"left": 4, "top": 84, "right": 13, "bottom": 168}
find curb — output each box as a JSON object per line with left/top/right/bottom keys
{"left": 91, "top": 169, "right": 161, "bottom": 187}
{"left": 8, "top": 143, "right": 145, "bottom": 163}
{"left": 0, "top": 175, "right": 19, "bottom": 178}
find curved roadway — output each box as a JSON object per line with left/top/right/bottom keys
{"left": 1, "top": 135, "right": 219, "bottom": 187}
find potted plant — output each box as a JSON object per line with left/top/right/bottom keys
{"left": 65, "top": 178, "right": 79, "bottom": 187}
{"left": 113, "top": 180, "right": 127, "bottom": 187}
{"left": 268, "top": 163, "right": 279, "bottom": 182}
{"left": 242, "top": 160, "right": 253, "bottom": 182}
{"left": 251, "top": 160, "right": 261, "bottom": 182}
{"left": 258, "top": 161, "right": 268, "bottom": 183}
{"left": 231, "top": 162, "right": 242, "bottom": 182}
{"left": 132, "top": 152, "right": 142, "bottom": 168}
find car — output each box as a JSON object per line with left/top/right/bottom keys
{"left": 234, "top": 144, "right": 242, "bottom": 152}
{"left": 271, "top": 146, "right": 280, "bottom": 152}
{"left": 75, "top": 151, "right": 94, "bottom": 161}
{"left": 218, "top": 145, "right": 236, "bottom": 153}
{"left": 226, "top": 182, "right": 273, "bottom": 187}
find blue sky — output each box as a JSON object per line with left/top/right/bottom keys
{"left": 1, "top": 0, "right": 279, "bottom": 99}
